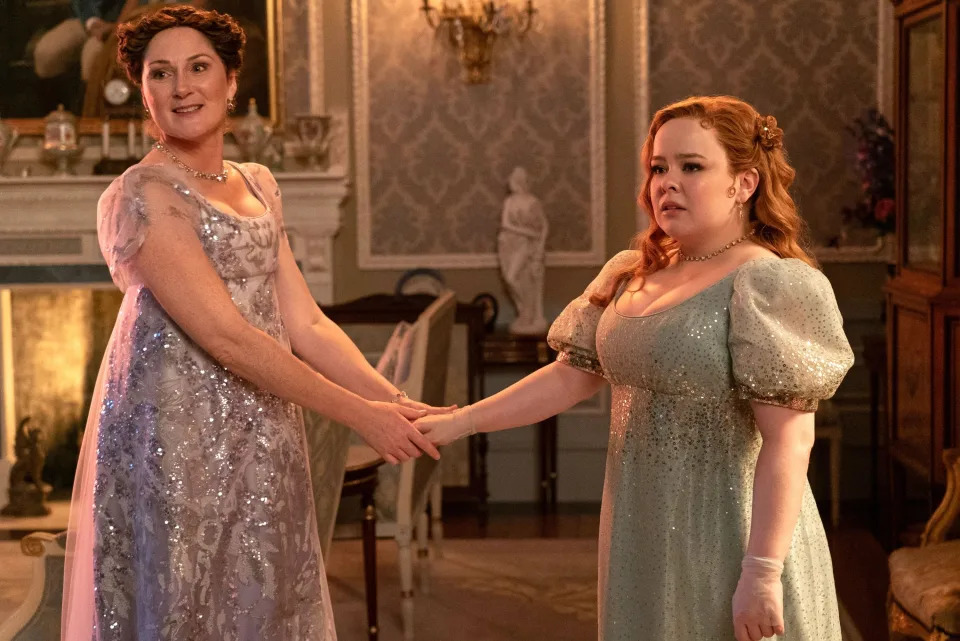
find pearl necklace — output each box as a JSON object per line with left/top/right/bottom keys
{"left": 154, "top": 142, "right": 228, "bottom": 183}
{"left": 678, "top": 230, "right": 755, "bottom": 262}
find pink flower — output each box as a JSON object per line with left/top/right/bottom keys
{"left": 874, "top": 198, "right": 895, "bottom": 222}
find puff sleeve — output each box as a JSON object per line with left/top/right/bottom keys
{"left": 729, "top": 258, "right": 854, "bottom": 412}
{"left": 96, "top": 165, "right": 201, "bottom": 291}
{"left": 546, "top": 250, "right": 638, "bottom": 377}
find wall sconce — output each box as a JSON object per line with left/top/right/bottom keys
{"left": 420, "top": 1, "right": 538, "bottom": 84}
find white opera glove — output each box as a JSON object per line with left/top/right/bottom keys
{"left": 732, "top": 555, "right": 785, "bottom": 641}
{"left": 414, "top": 405, "right": 476, "bottom": 446}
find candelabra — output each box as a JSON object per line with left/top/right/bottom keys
{"left": 420, "top": 1, "right": 537, "bottom": 84}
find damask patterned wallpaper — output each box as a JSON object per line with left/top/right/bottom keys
{"left": 647, "top": 0, "right": 878, "bottom": 241}
{"left": 356, "top": 0, "right": 603, "bottom": 267}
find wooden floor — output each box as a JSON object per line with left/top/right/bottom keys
{"left": 443, "top": 502, "right": 891, "bottom": 641}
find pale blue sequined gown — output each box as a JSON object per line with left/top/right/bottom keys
{"left": 65, "top": 162, "right": 336, "bottom": 640}
{"left": 547, "top": 251, "right": 854, "bottom": 641}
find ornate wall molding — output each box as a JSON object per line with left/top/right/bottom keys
{"left": 352, "top": 0, "right": 606, "bottom": 269}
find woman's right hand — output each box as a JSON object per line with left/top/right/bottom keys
{"left": 415, "top": 406, "right": 477, "bottom": 446}
{"left": 732, "top": 556, "right": 785, "bottom": 641}
{"left": 354, "top": 401, "right": 441, "bottom": 465}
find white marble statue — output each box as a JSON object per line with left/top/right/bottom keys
{"left": 498, "top": 166, "right": 548, "bottom": 336}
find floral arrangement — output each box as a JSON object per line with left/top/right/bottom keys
{"left": 842, "top": 108, "right": 896, "bottom": 236}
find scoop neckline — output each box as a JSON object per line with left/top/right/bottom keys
{"left": 612, "top": 255, "right": 781, "bottom": 320}
{"left": 136, "top": 160, "right": 272, "bottom": 221}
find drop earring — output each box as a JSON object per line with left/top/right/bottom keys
{"left": 737, "top": 201, "right": 744, "bottom": 223}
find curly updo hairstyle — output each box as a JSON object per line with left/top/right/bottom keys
{"left": 116, "top": 4, "right": 246, "bottom": 86}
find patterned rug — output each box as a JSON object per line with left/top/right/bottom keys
{"left": 326, "top": 538, "right": 599, "bottom": 640}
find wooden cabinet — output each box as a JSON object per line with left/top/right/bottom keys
{"left": 886, "top": 0, "right": 960, "bottom": 542}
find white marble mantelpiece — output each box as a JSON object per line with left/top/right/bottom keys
{"left": 0, "top": 171, "right": 348, "bottom": 302}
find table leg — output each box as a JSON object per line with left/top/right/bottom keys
{"left": 361, "top": 486, "right": 378, "bottom": 641}
{"left": 478, "top": 432, "right": 489, "bottom": 533}
{"left": 538, "top": 416, "right": 558, "bottom": 513}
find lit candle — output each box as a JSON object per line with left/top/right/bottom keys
{"left": 127, "top": 120, "right": 136, "bottom": 158}
{"left": 101, "top": 119, "right": 110, "bottom": 158}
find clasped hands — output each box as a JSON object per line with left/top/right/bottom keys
{"left": 358, "top": 395, "right": 458, "bottom": 465}
{"left": 360, "top": 400, "right": 477, "bottom": 465}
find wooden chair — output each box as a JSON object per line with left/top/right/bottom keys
{"left": 887, "top": 448, "right": 960, "bottom": 640}
{"left": 322, "top": 292, "right": 489, "bottom": 523}
{"left": 335, "top": 291, "right": 457, "bottom": 641}
{"left": 303, "top": 409, "right": 352, "bottom": 561}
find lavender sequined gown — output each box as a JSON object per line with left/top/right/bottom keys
{"left": 64, "top": 162, "right": 336, "bottom": 640}
{"left": 547, "top": 251, "right": 854, "bottom": 641}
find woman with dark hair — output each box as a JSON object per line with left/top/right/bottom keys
{"left": 417, "top": 96, "right": 853, "bottom": 641}
{"left": 63, "top": 5, "right": 445, "bottom": 639}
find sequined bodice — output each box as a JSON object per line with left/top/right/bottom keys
{"left": 176, "top": 191, "right": 281, "bottom": 281}
{"left": 597, "top": 275, "right": 736, "bottom": 397}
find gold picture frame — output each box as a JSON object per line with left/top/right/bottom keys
{"left": 2, "top": 0, "right": 283, "bottom": 135}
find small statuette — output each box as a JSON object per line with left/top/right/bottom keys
{"left": 1, "top": 418, "right": 52, "bottom": 517}
{"left": 498, "top": 166, "right": 548, "bottom": 336}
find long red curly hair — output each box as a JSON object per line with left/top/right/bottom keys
{"left": 590, "top": 95, "right": 816, "bottom": 307}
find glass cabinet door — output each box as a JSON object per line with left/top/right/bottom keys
{"left": 904, "top": 15, "right": 944, "bottom": 272}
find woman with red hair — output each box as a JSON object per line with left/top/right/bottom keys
{"left": 419, "top": 95, "right": 852, "bottom": 641}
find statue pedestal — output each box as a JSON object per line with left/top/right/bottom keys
{"left": 1, "top": 483, "right": 52, "bottom": 517}
{"left": 508, "top": 318, "right": 548, "bottom": 336}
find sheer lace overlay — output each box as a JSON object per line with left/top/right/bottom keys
{"left": 63, "top": 163, "right": 336, "bottom": 641}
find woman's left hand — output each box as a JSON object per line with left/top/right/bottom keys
{"left": 395, "top": 395, "right": 457, "bottom": 416}
{"left": 732, "top": 556, "right": 785, "bottom": 641}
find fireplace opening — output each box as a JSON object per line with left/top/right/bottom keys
{"left": 0, "top": 287, "right": 122, "bottom": 504}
